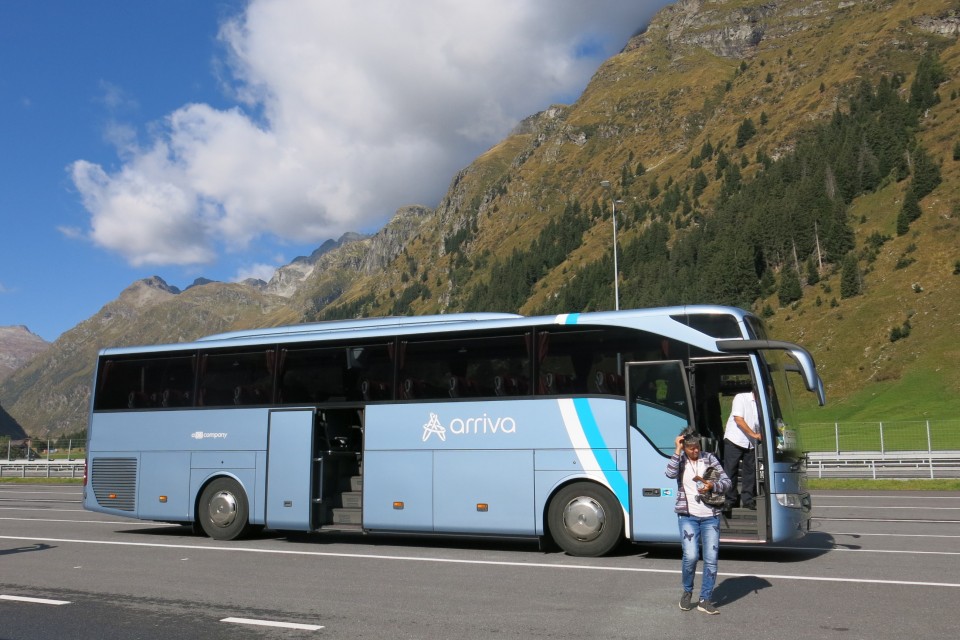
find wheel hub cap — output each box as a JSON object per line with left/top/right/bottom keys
{"left": 562, "top": 496, "right": 605, "bottom": 541}
{"left": 209, "top": 490, "right": 238, "bottom": 528}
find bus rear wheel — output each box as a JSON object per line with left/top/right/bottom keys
{"left": 198, "top": 477, "right": 251, "bottom": 541}
{"left": 547, "top": 482, "right": 623, "bottom": 557}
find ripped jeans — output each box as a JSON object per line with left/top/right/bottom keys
{"left": 678, "top": 514, "right": 720, "bottom": 601}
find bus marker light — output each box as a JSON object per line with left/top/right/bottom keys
{"left": 159, "top": 496, "right": 167, "bottom": 503}
{"left": 108, "top": 493, "right": 117, "bottom": 500}
{"left": 476, "top": 503, "right": 489, "bottom": 512}
{"left": 393, "top": 501, "right": 404, "bottom": 510}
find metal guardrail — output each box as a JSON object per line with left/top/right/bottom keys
{"left": 806, "top": 451, "right": 960, "bottom": 479}
{"left": 0, "top": 460, "right": 85, "bottom": 479}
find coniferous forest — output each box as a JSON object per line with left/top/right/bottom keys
{"left": 479, "top": 53, "right": 950, "bottom": 317}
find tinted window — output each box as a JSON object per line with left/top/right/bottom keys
{"left": 398, "top": 333, "right": 531, "bottom": 400}
{"left": 279, "top": 342, "right": 393, "bottom": 403}
{"left": 671, "top": 313, "right": 743, "bottom": 339}
{"left": 537, "top": 325, "right": 685, "bottom": 396}
{"left": 94, "top": 354, "right": 196, "bottom": 410}
{"left": 199, "top": 349, "right": 275, "bottom": 406}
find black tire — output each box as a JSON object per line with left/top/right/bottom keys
{"left": 197, "top": 477, "right": 251, "bottom": 540}
{"left": 547, "top": 482, "right": 624, "bottom": 557}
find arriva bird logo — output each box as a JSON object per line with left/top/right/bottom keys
{"left": 422, "top": 413, "right": 447, "bottom": 442}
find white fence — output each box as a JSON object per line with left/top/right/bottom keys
{"left": 0, "top": 460, "right": 85, "bottom": 479}
{"left": 806, "top": 451, "right": 960, "bottom": 480}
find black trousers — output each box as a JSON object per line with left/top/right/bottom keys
{"left": 722, "top": 438, "right": 756, "bottom": 508}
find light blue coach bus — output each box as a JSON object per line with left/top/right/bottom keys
{"left": 83, "top": 305, "right": 824, "bottom": 556}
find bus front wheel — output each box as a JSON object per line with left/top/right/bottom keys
{"left": 547, "top": 482, "right": 623, "bottom": 557}
{"left": 198, "top": 477, "right": 251, "bottom": 541}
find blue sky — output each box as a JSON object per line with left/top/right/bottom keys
{"left": 0, "top": 1, "right": 670, "bottom": 342}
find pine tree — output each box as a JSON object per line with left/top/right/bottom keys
{"left": 900, "top": 187, "right": 922, "bottom": 230}
{"left": 840, "top": 253, "right": 862, "bottom": 298}
{"left": 715, "top": 151, "right": 729, "bottom": 179}
{"left": 759, "top": 269, "right": 775, "bottom": 297}
{"left": 648, "top": 178, "right": 660, "bottom": 199}
{"left": 736, "top": 118, "right": 757, "bottom": 148}
{"left": 777, "top": 266, "right": 803, "bottom": 306}
{"left": 805, "top": 254, "right": 820, "bottom": 285}
{"left": 700, "top": 140, "right": 714, "bottom": 161}
{"left": 910, "top": 145, "right": 942, "bottom": 200}
{"left": 692, "top": 170, "right": 708, "bottom": 199}
{"left": 896, "top": 209, "right": 910, "bottom": 236}
{"left": 910, "top": 51, "right": 947, "bottom": 111}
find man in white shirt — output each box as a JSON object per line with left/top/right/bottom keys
{"left": 722, "top": 391, "right": 761, "bottom": 510}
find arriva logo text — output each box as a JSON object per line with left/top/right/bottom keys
{"left": 422, "top": 412, "right": 516, "bottom": 442}
{"left": 191, "top": 431, "right": 228, "bottom": 440}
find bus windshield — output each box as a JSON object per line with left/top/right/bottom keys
{"left": 760, "top": 349, "right": 803, "bottom": 461}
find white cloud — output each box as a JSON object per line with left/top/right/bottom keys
{"left": 97, "top": 80, "right": 138, "bottom": 112}
{"left": 71, "top": 0, "right": 669, "bottom": 267}
{"left": 56, "top": 225, "right": 84, "bottom": 240}
{"left": 233, "top": 262, "right": 278, "bottom": 283}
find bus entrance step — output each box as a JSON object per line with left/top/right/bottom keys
{"left": 350, "top": 476, "right": 362, "bottom": 491}
{"left": 341, "top": 491, "right": 362, "bottom": 508}
{"left": 317, "top": 523, "right": 363, "bottom": 532}
{"left": 722, "top": 525, "right": 759, "bottom": 536}
{"left": 332, "top": 507, "right": 362, "bottom": 525}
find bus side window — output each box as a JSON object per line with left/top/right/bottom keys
{"left": 628, "top": 361, "right": 693, "bottom": 456}
{"left": 399, "top": 332, "right": 531, "bottom": 400}
{"left": 199, "top": 349, "right": 274, "bottom": 407}
{"left": 95, "top": 355, "right": 196, "bottom": 411}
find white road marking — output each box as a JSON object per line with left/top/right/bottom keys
{"left": 0, "top": 507, "right": 87, "bottom": 513}
{"left": 0, "top": 516, "right": 170, "bottom": 526}
{"left": 0, "top": 491, "right": 81, "bottom": 495}
{"left": 0, "top": 595, "right": 70, "bottom": 605}
{"left": 0, "top": 499, "right": 81, "bottom": 503}
{"left": 221, "top": 617, "right": 323, "bottom": 631}
{"left": 770, "top": 546, "right": 960, "bottom": 556}
{"left": 814, "top": 517, "right": 959, "bottom": 523}
{"left": 1, "top": 534, "right": 958, "bottom": 588}
{"left": 832, "top": 531, "right": 960, "bottom": 539}
{"left": 813, "top": 495, "right": 960, "bottom": 500}
{"left": 815, "top": 505, "right": 960, "bottom": 510}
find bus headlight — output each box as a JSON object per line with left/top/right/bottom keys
{"left": 775, "top": 493, "right": 804, "bottom": 509}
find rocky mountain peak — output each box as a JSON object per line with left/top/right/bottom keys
{"left": 0, "top": 325, "right": 49, "bottom": 383}
{"left": 262, "top": 232, "right": 370, "bottom": 298}
{"left": 118, "top": 276, "right": 181, "bottom": 307}
{"left": 629, "top": 0, "right": 816, "bottom": 58}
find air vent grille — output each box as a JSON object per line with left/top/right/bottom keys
{"left": 91, "top": 457, "right": 137, "bottom": 512}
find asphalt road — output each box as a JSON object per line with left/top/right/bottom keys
{"left": 0, "top": 485, "right": 957, "bottom": 639}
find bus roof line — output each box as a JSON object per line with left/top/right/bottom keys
{"left": 197, "top": 312, "right": 524, "bottom": 342}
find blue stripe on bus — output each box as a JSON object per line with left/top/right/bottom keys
{"left": 572, "top": 397, "right": 629, "bottom": 511}
{"left": 564, "top": 313, "right": 580, "bottom": 325}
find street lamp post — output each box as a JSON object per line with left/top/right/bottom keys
{"left": 600, "top": 180, "right": 623, "bottom": 311}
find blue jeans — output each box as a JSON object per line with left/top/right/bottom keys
{"left": 679, "top": 514, "right": 720, "bottom": 601}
